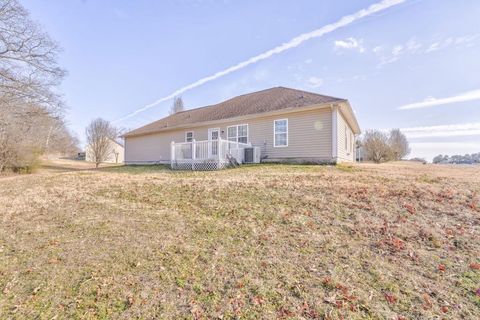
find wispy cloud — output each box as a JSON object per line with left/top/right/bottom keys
{"left": 307, "top": 77, "right": 324, "bottom": 88}
{"left": 378, "top": 39, "right": 421, "bottom": 64}
{"left": 425, "top": 35, "right": 479, "bottom": 53}
{"left": 334, "top": 37, "right": 365, "bottom": 53}
{"left": 377, "top": 34, "right": 479, "bottom": 66}
{"left": 401, "top": 122, "right": 480, "bottom": 138}
{"left": 398, "top": 89, "right": 480, "bottom": 110}
{"left": 114, "top": 0, "right": 406, "bottom": 123}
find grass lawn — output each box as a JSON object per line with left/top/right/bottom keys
{"left": 0, "top": 161, "right": 479, "bottom": 319}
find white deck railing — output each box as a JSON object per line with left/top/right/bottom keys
{"left": 171, "top": 138, "right": 251, "bottom": 170}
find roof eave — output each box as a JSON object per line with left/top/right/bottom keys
{"left": 339, "top": 101, "right": 361, "bottom": 134}
{"left": 123, "top": 101, "right": 345, "bottom": 138}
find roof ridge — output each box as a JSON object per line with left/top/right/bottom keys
{"left": 277, "top": 86, "right": 346, "bottom": 101}
{"left": 177, "top": 86, "right": 282, "bottom": 114}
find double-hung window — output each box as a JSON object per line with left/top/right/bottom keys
{"left": 185, "top": 131, "right": 194, "bottom": 142}
{"left": 227, "top": 124, "right": 248, "bottom": 143}
{"left": 274, "top": 119, "right": 288, "bottom": 147}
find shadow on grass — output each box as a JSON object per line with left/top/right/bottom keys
{"left": 40, "top": 164, "right": 94, "bottom": 173}
{"left": 98, "top": 164, "right": 171, "bottom": 174}
{"left": 40, "top": 162, "right": 333, "bottom": 176}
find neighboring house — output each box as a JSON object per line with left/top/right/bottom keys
{"left": 123, "top": 87, "right": 360, "bottom": 167}
{"left": 85, "top": 138, "right": 125, "bottom": 164}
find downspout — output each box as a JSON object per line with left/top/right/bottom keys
{"left": 331, "top": 104, "right": 338, "bottom": 164}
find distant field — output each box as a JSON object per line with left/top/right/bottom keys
{"left": 1, "top": 160, "right": 479, "bottom": 319}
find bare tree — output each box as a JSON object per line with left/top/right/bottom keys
{"left": 0, "top": 0, "right": 69, "bottom": 173}
{"left": 0, "top": 0, "right": 65, "bottom": 110}
{"left": 169, "top": 96, "right": 184, "bottom": 115}
{"left": 362, "top": 130, "right": 391, "bottom": 163}
{"left": 388, "top": 129, "right": 410, "bottom": 160}
{"left": 85, "top": 118, "right": 118, "bottom": 168}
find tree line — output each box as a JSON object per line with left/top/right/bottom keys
{"left": 0, "top": 0, "right": 78, "bottom": 172}
{"left": 432, "top": 153, "right": 480, "bottom": 164}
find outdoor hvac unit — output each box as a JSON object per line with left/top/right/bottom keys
{"left": 244, "top": 147, "right": 261, "bottom": 164}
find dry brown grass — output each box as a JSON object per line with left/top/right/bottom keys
{"left": 1, "top": 160, "right": 479, "bottom": 319}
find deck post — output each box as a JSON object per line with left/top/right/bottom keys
{"left": 192, "top": 139, "right": 196, "bottom": 170}
{"left": 218, "top": 138, "right": 222, "bottom": 161}
{"left": 192, "top": 139, "right": 196, "bottom": 160}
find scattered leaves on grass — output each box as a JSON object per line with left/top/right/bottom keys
{"left": 470, "top": 263, "right": 480, "bottom": 270}
{"left": 403, "top": 203, "right": 416, "bottom": 214}
{"left": 277, "top": 306, "right": 295, "bottom": 318}
{"left": 251, "top": 296, "right": 264, "bottom": 306}
{"left": 381, "top": 237, "right": 406, "bottom": 252}
{"left": 384, "top": 292, "right": 397, "bottom": 305}
{"left": 300, "top": 302, "right": 318, "bottom": 318}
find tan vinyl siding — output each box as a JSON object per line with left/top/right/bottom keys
{"left": 336, "top": 109, "right": 355, "bottom": 162}
{"left": 125, "top": 107, "right": 333, "bottom": 163}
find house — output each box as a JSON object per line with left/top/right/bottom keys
{"left": 76, "top": 152, "right": 86, "bottom": 160}
{"left": 123, "top": 87, "right": 360, "bottom": 169}
{"left": 85, "top": 138, "right": 125, "bottom": 164}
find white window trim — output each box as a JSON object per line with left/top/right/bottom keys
{"left": 238, "top": 124, "right": 248, "bottom": 144}
{"left": 274, "top": 118, "right": 288, "bottom": 147}
{"left": 227, "top": 125, "right": 237, "bottom": 142}
{"left": 185, "top": 131, "right": 194, "bottom": 142}
{"left": 227, "top": 124, "right": 249, "bottom": 143}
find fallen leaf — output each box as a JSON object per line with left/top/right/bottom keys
{"left": 252, "top": 296, "right": 264, "bottom": 305}
{"left": 404, "top": 203, "right": 416, "bottom": 214}
{"left": 438, "top": 264, "right": 446, "bottom": 272}
{"left": 469, "top": 263, "right": 480, "bottom": 270}
{"left": 384, "top": 292, "right": 397, "bottom": 305}
{"left": 422, "top": 293, "right": 432, "bottom": 310}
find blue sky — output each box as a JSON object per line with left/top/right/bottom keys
{"left": 22, "top": 0, "right": 480, "bottom": 161}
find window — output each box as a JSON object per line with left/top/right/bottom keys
{"left": 238, "top": 124, "right": 248, "bottom": 143}
{"left": 227, "top": 124, "right": 248, "bottom": 143}
{"left": 227, "top": 126, "right": 237, "bottom": 142}
{"left": 274, "top": 119, "right": 288, "bottom": 147}
{"left": 185, "top": 131, "right": 194, "bottom": 142}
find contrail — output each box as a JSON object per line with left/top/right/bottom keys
{"left": 115, "top": 0, "right": 407, "bottom": 123}
{"left": 398, "top": 89, "right": 480, "bottom": 110}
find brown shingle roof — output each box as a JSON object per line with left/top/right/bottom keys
{"left": 123, "top": 87, "right": 345, "bottom": 137}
